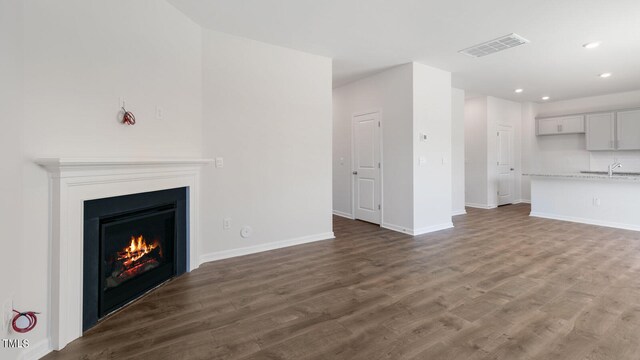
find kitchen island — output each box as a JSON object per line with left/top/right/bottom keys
{"left": 526, "top": 172, "right": 640, "bottom": 231}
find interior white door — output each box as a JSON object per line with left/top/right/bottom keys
{"left": 352, "top": 112, "right": 381, "bottom": 224}
{"left": 497, "top": 125, "right": 514, "bottom": 206}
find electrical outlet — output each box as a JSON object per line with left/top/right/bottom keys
{"left": 223, "top": 217, "right": 232, "bottom": 230}
{"left": 240, "top": 226, "right": 253, "bottom": 238}
{"left": 215, "top": 157, "right": 224, "bottom": 168}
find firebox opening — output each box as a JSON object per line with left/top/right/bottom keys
{"left": 83, "top": 187, "right": 187, "bottom": 332}
{"left": 99, "top": 204, "right": 177, "bottom": 317}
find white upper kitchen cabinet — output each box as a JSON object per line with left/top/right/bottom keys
{"left": 616, "top": 109, "right": 640, "bottom": 150}
{"left": 537, "top": 115, "right": 584, "bottom": 135}
{"left": 586, "top": 112, "right": 615, "bottom": 150}
{"left": 559, "top": 115, "right": 585, "bottom": 134}
{"left": 537, "top": 118, "right": 560, "bottom": 135}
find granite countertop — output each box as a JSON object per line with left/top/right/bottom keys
{"left": 524, "top": 172, "right": 640, "bottom": 181}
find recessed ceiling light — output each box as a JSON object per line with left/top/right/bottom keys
{"left": 583, "top": 41, "right": 601, "bottom": 49}
{"left": 541, "top": 96, "right": 550, "bottom": 101}
{"left": 599, "top": 72, "right": 612, "bottom": 78}
{"left": 515, "top": 88, "right": 523, "bottom": 93}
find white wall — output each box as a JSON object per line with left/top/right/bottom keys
{"left": 23, "top": 1, "right": 203, "bottom": 158}
{"left": 536, "top": 90, "right": 640, "bottom": 116}
{"left": 521, "top": 104, "right": 589, "bottom": 177}
{"left": 333, "top": 64, "right": 414, "bottom": 230}
{"left": 200, "top": 30, "right": 333, "bottom": 258}
{"left": 520, "top": 102, "right": 536, "bottom": 201}
{"left": 451, "top": 88, "right": 465, "bottom": 215}
{"left": 412, "top": 63, "right": 453, "bottom": 232}
{"left": 332, "top": 63, "right": 453, "bottom": 234}
{"left": 0, "top": 2, "right": 24, "bottom": 359}
{"left": 6, "top": 2, "right": 203, "bottom": 358}
{"left": 521, "top": 89, "right": 640, "bottom": 201}
{"left": 464, "top": 97, "right": 488, "bottom": 206}
{"left": 331, "top": 85, "right": 353, "bottom": 218}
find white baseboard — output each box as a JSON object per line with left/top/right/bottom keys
{"left": 332, "top": 210, "right": 354, "bottom": 219}
{"left": 413, "top": 222, "right": 454, "bottom": 235}
{"left": 381, "top": 222, "right": 454, "bottom": 236}
{"left": 530, "top": 212, "right": 640, "bottom": 232}
{"left": 198, "top": 232, "right": 335, "bottom": 265}
{"left": 380, "top": 222, "right": 413, "bottom": 235}
{"left": 19, "top": 338, "right": 51, "bottom": 360}
{"left": 451, "top": 209, "right": 467, "bottom": 216}
{"left": 465, "top": 202, "right": 497, "bottom": 210}
{"left": 514, "top": 199, "right": 531, "bottom": 204}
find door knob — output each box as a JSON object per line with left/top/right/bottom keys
{"left": 352, "top": 171, "right": 358, "bottom": 175}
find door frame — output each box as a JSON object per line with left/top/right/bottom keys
{"left": 351, "top": 109, "right": 383, "bottom": 224}
{"left": 496, "top": 124, "right": 515, "bottom": 206}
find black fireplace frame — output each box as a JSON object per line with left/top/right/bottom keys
{"left": 83, "top": 187, "right": 188, "bottom": 331}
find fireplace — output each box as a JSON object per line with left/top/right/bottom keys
{"left": 83, "top": 187, "right": 188, "bottom": 331}
{"left": 36, "top": 158, "right": 209, "bottom": 350}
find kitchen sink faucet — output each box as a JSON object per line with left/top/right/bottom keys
{"left": 608, "top": 162, "right": 622, "bottom": 177}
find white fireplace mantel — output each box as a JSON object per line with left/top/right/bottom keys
{"left": 37, "top": 157, "right": 213, "bottom": 173}
{"left": 36, "top": 157, "right": 212, "bottom": 351}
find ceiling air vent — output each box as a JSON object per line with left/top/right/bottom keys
{"left": 459, "top": 33, "right": 530, "bottom": 58}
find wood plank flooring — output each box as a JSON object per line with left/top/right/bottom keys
{"left": 44, "top": 204, "right": 640, "bottom": 359}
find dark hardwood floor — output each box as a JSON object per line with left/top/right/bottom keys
{"left": 44, "top": 204, "right": 640, "bottom": 359}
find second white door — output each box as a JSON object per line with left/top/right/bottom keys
{"left": 352, "top": 112, "right": 381, "bottom": 224}
{"left": 497, "top": 125, "right": 514, "bottom": 206}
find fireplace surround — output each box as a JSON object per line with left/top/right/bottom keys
{"left": 37, "top": 158, "right": 211, "bottom": 350}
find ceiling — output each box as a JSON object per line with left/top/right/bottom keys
{"left": 167, "top": 0, "right": 640, "bottom": 102}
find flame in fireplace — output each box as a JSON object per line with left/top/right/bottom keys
{"left": 118, "top": 235, "right": 162, "bottom": 267}
{"left": 104, "top": 235, "right": 164, "bottom": 289}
